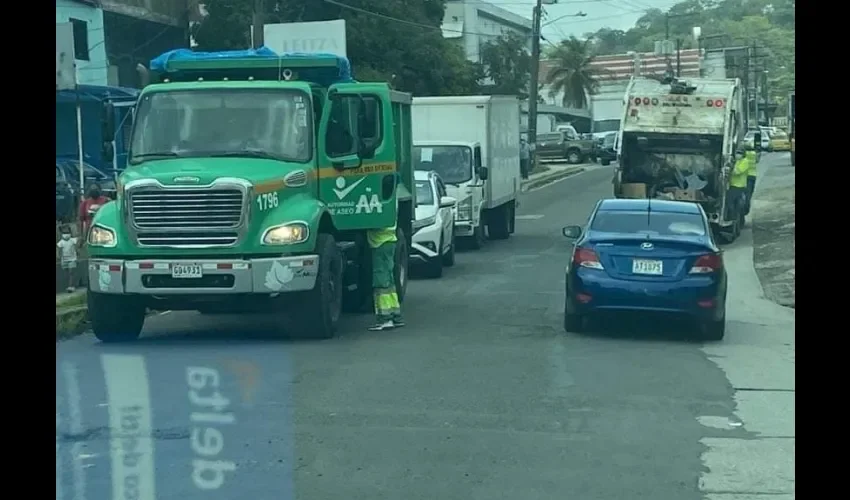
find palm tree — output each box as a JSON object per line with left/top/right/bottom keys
{"left": 544, "top": 36, "right": 600, "bottom": 109}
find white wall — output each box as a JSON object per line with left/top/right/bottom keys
{"left": 56, "top": 0, "right": 108, "bottom": 86}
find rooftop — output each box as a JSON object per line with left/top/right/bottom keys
{"left": 541, "top": 49, "right": 701, "bottom": 84}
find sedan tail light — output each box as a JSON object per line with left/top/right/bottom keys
{"left": 573, "top": 247, "right": 604, "bottom": 270}
{"left": 690, "top": 253, "right": 723, "bottom": 274}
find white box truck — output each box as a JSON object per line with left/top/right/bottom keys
{"left": 412, "top": 95, "right": 521, "bottom": 249}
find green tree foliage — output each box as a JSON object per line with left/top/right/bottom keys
{"left": 581, "top": 0, "right": 794, "bottom": 109}
{"left": 544, "top": 37, "right": 600, "bottom": 109}
{"left": 479, "top": 32, "right": 531, "bottom": 97}
{"left": 192, "top": 0, "right": 481, "bottom": 96}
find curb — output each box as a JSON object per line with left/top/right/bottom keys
{"left": 521, "top": 166, "right": 586, "bottom": 192}
{"left": 56, "top": 305, "right": 89, "bottom": 340}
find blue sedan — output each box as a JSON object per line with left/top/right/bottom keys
{"left": 562, "top": 198, "right": 727, "bottom": 340}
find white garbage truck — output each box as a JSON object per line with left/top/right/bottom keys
{"left": 614, "top": 77, "right": 745, "bottom": 242}
{"left": 412, "top": 95, "right": 521, "bottom": 249}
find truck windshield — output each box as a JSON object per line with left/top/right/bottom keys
{"left": 129, "top": 89, "right": 311, "bottom": 164}
{"left": 413, "top": 145, "right": 473, "bottom": 185}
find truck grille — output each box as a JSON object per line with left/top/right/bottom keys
{"left": 129, "top": 187, "right": 245, "bottom": 247}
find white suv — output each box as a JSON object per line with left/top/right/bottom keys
{"left": 411, "top": 170, "right": 457, "bottom": 278}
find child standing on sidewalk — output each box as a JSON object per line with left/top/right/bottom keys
{"left": 56, "top": 225, "right": 79, "bottom": 293}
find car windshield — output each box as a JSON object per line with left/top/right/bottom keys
{"left": 603, "top": 133, "right": 617, "bottom": 146}
{"left": 61, "top": 161, "right": 108, "bottom": 181}
{"left": 773, "top": 131, "right": 788, "bottom": 139}
{"left": 413, "top": 145, "right": 473, "bottom": 185}
{"left": 129, "top": 89, "right": 311, "bottom": 164}
{"left": 538, "top": 133, "right": 562, "bottom": 142}
{"left": 415, "top": 180, "right": 434, "bottom": 205}
{"left": 591, "top": 210, "right": 706, "bottom": 236}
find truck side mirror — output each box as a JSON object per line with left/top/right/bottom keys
{"left": 101, "top": 142, "right": 114, "bottom": 164}
{"left": 102, "top": 101, "right": 115, "bottom": 143}
{"left": 478, "top": 166, "right": 489, "bottom": 181}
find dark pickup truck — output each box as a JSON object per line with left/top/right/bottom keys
{"left": 535, "top": 131, "right": 596, "bottom": 164}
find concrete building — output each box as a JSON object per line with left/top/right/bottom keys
{"left": 100, "top": 0, "right": 191, "bottom": 88}
{"left": 56, "top": 0, "right": 109, "bottom": 86}
{"left": 441, "top": 0, "right": 533, "bottom": 63}
{"left": 540, "top": 49, "right": 701, "bottom": 134}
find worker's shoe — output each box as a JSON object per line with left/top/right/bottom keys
{"left": 368, "top": 320, "right": 394, "bottom": 331}
{"left": 392, "top": 318, "right": 405, "bottom": 328}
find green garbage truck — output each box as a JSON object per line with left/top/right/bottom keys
{"left": 87, "top": 48, "right": 414, "bottom": 341}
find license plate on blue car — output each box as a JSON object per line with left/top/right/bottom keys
{"left": 632, "top": 259, "right": 663, "bottom": 275}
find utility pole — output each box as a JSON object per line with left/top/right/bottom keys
{"left": 252, "top": 0, "right": 265, "bottom": 49}
{"left": 675, "top": 38, "right": 681, "bottom": 77}
{"left": 762, "top": 70, "right": 770, "bottom": 124}
{"left": 752, "top": 41, "right": 759, "bottom": 127}
{"left": 527, "top": 0, "right": 544, "bottom": 164}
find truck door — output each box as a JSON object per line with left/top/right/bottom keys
{"left": 319, "top": 84, "right": 398, "bottom": 230}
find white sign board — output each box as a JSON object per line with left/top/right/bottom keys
{"left": 56, "top": 23, "right": 77, "bottom": 90}
{"left": 263, "top": 20, "right": 347, "bottom": 57}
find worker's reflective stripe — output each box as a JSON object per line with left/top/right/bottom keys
{"left": 374, "top": 289, "right": 401, "bottom": 317}
{"left": 367, "top": 224, "right": 398, "bottom": 249}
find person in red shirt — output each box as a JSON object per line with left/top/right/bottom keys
{"left": 79, "top": 184, "right": 110, "bottom": 236}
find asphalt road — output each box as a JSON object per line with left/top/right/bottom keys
{"left": 56, "top": 165, "right": 795, "bottom": 500}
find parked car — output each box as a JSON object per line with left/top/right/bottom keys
{"left": 56, "top": 164, "right": 77, "bottom": 223}
{"left": 56, "top": 157, "right": 118, "bottom": 200}
{"left": 597, "top": 132, "right": 618, "bottom": 166}
{"left": 411, "top": 170, "right": 457, "bottom": 278}
{"left": 743, "top": 130, "right": 770, "bottom": 151}
{"left": 536, "top": 131, "right": 596, "bottom": 164}
{"left": 561, "top": 198, "right": 727, "bottom": 340}
{"left": 769, "top": 129, "right": 791, "bottom": 151}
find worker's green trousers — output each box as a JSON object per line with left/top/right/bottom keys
{"left": 372, "top": 242, "right": 402, "bottom": 322}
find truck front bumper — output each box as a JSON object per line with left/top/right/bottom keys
{"left": 454, "top": 220, "right": 475, "bottom": 237}
{"left": 88, "top": 255, "right": 320, "bottom": 295}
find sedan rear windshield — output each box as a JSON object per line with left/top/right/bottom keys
{"left": 591, "top": 210, "right": 706, "bottom": 236}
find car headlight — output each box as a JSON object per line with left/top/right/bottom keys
{"left": 262, "top": 222, "right": 309, "bottom": 245}
{"left": 413, "top": 215, "right": 437, "bottom": 231}
{"left": 88, "top": 224, "right": 117, "bottom": 247}
{"left": 456, "top": 197, "right": 472, "bottom": 220}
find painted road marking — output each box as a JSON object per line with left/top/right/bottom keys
{"left": 515, "top": 214, "right": 544, "bottom": 220}
{"left": 61, "top": 362, "right": 88, "bottom": 500}
{"left": 102, "top": 354, "right": 157, "bottom": 500}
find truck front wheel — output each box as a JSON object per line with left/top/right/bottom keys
{"left": 88, "top": 291, "right": 146, "bottom": 343}
{"left": 292, "top": 233, "right": 343, "bottom": 339}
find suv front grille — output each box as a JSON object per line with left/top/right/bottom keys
{"left": 129, "top": 187, "right": 245, "bottom": 247}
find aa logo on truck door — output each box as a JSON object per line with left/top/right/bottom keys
{"left": 329, "top": 176, "right": 383, "bottom": 215}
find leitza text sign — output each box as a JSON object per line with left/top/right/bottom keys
{"left": 263, "top": 20, "right": 347, "bottom": 57}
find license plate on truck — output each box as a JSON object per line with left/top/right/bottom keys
{"left": 632, "top": 259, "right": 663, "bottom": 275}
{"left": 172, "top": 263, "right": 203, "bottom": 279}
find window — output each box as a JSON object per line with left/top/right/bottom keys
{"left": 537, "top": 133, "right": 563, "bottom": 142}
{"left": 131, "top": 89, "right": 312, "bottom": 163}
{"left": 590, "top": 210, "right": 707, "bottom": 236}
{"left": 415, "top": 180, "right": 434, "bottom": 205}
{"left": 436, "top": 178, "right": 447, "bottom": 198}
{"left": 325, "top": 94, "right": 383, "bottom": 159}
{"left": 413, "top": 145, "right": 473, "bottom": 185}
{"left": 70, "top": 18, "right": 90, "bottom": 61}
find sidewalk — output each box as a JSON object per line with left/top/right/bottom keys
{"left": 521, "top": 162, "right": 591, "bottom": 192}
{"left": 750, "top": 155, "right": 795, "bottom": 308}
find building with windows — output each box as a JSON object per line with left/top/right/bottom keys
{"left": 56, "top": 0, "right": 108, "bottom": 86}
{"left": 441, "top": 0, "right": 533, "bottom": 63}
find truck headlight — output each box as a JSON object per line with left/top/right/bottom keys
{"left": 456, "top": 197, "right": 472, "bottom": 221}
{"left": 413, "top": 215, "right": 436, "bottom": 231}
{"left": 262, "top": 222, "right": 309, "bottom": 245}
{"left": 88, "top": 224, "right": 117, "bottom": 247}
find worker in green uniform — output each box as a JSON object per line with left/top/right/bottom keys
{"left": 367, "top": 224, "right": 404, "bottom": 331}
{"left": 728, "top": 150, "right": 750, "bottom": 222}
{"left": 744, "top": 150, "right": 758, "bottom": 215}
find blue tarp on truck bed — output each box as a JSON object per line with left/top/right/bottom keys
{"left": 150, "top": 47, "right": 353, "bottom": 87}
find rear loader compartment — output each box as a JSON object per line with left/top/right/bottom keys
{"left": 618, "top": 132, "right": 724, "bottom": 211}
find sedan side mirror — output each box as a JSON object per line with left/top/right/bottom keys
{"left": 439, "top": 196, "right": 457, "bottom": 208}
{"left": 562, "top": 225, "right": 582, "bottom": 239}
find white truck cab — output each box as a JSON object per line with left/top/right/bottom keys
{"left": 412, "top": 95, "right": 521, "bottom": 249}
